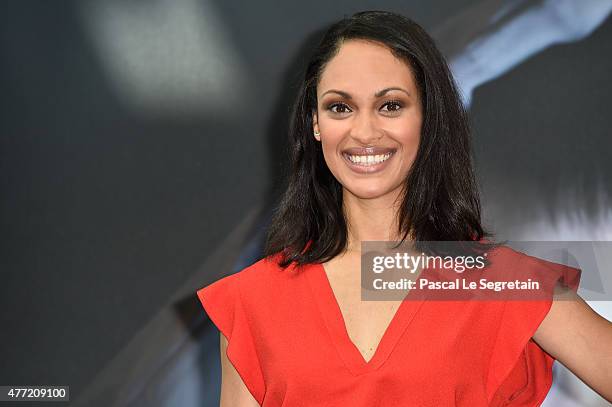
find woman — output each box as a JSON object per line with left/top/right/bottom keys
{"left": 197, "top": 10, "right": 612, "bottom": 406}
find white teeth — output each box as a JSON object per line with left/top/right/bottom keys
{"left": 346, "top": 152, "right": 392, "bottom": 166}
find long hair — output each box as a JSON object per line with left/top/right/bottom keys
{"left": 265, "top": 10, "right": 496, "bottom": 268}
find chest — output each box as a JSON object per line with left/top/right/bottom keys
{"left": 252, "top": 262, "right": 516, "bottom": 406}
{"left": 324, "top": 265, "right": 404, "bottom": 363}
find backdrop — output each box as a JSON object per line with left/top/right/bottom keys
{"left": 1, "top": 1, "right": 611, "bottom": 406}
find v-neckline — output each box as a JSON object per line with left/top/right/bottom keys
{"left": 306, "top": 261, "right": 432, "bottom": 376}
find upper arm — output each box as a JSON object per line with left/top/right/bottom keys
{"left": 532, "top": 289, "right": 612, "bottom": 402}
{"left": 219, "top": 333, "right": 261, "bottom": 407}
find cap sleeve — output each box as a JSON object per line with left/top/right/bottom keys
{"left": 486, "top": 254, "right": 582, "bottom": 406}
{"left": 197, "top": 273, "right": 265, "bottom": 405}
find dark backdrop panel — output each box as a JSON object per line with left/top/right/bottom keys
{"left": 1, "top": 1, "right": 610, "bottom": 405}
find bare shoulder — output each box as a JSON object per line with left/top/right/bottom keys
{"left": 219, "top": 333, "right": 260, "bottom": 407}
{"left": 533, "top": 289, "right": 611, "bottom": 354}
{"left": 533, "top": 290, "right": 612, "bottom": 360}
{"left": 533, "top": 289, "right": 612, "bottom": 402}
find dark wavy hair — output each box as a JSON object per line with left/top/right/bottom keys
{"left": 265, "top": 10, "right": 496, "bottom": 268}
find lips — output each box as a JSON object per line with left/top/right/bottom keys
{"left": 342, "top": 146, "right": 396, "bottom": 155}
{"left": 340, "top": 146, "right": 397, "bottom": 174}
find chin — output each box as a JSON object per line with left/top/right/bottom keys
{"left": 345, "top": 183, "right": 394, "bottom": 200}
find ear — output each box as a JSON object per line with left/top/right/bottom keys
{"left": 312, "top": 110, "right": 321, "bottom": 141}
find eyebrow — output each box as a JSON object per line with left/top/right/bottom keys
{"left": 320, "top": 87, "right": 411, "bottom": 99}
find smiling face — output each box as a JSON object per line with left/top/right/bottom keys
{"left": 313, "top": 39, "right": 423, "bottom": 201}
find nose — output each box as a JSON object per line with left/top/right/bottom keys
{"left": 349, "top": 110, "right": 383, "bottom": 145}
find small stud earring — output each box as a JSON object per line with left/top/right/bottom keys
{"left": 314, "top": 130, "right": 320, "bottom": 137}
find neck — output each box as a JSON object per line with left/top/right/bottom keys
{"left": 342, "top": 186, "right": 406, "bottom": 253}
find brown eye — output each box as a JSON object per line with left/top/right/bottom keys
{"left": 328, "top": 102, "right": 352, "bottom": 114}
{"left": 381, "top": 100, "right": 403, "bottom": 113}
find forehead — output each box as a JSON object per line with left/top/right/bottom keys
{"left": 317, "top": 39, "right": 416, "bottom": 95}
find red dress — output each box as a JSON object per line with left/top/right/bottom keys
{"left": 196, "top": 245, "right": 580, "bottom": 406}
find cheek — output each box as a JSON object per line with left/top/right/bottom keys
{"left": 389, "top": 122, "right": 422, "bottom": 177}
{"left": 319, "top": 139, "right": 349, "bottom": 186}
{"left": 320, "top": 139, "right": 343, "bottom": 172}
{"left": 318, "top": 122, "right": 346, "bottom": 161}
{"left": 396, "top": 112, "right": 422, "bottom": 139}
{"left": 404, "top": 130, "right": 421, "bottom": 157}
{"left": 393, "top": 119, "right": 422, "bottom": 153}
{"left": 319, "top": 119, "right": 348, "bottom": 141}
